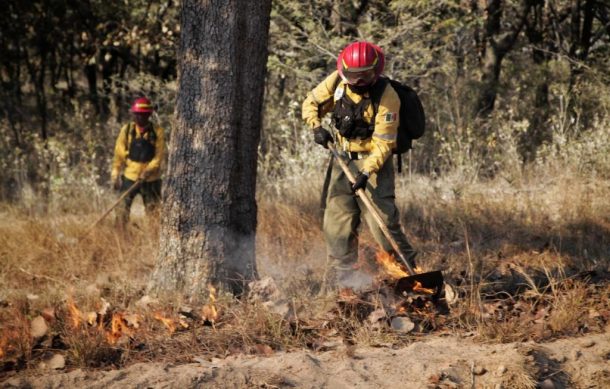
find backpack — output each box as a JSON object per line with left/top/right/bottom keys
{"left": 370, "top": 77, "right": 426, "bottom": 154}
{"left": 124, "top": 122, "right": 157, "bottom": 163}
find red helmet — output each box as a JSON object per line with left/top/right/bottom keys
{"left": 337, "top": 41, "right": 385, "bottom": 86}
{"left": 130, "top": 97, "right": 154, "bottom": 113}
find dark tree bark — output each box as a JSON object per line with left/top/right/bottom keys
{"left": 474, "top": 0, "right": 531, "bottom": 118}
{"left": 520, "top": 0, "right": 553, "bottom": 162}
{"left": 149, "top": 0, "right": 271, "bottom": 298}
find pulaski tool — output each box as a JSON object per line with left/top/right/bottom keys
{"left": 327, "top": 142, "right": 445, "bottom": 298}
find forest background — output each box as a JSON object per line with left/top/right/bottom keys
{"left": 1, "top": 1, "right": 610, "bottom": 379}
{"left": 1, "top": 0, "right": 608, "bottom": 208}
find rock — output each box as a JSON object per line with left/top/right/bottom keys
{"left": 496, "top": 365, "right": 507, "bottom": 375}
{"left": 368, "top": 308, "right": 387, "bottom": 324}
{"left": 582, "top": 340, "right": 596, "bottom": 348}
{"left": 540, "top": 379, "right": 555, "bottom": 389}
{"left": 390, "top": 317, "right": 415, "bottom": 333}
{"left": 444, "top": 283, "right": 458, "bottom": 305}
{"left": 248, "top": 276, "right": 281, "bottom": 303}
{"left": 30, "top": 316, "right": 48, "bottom": 339}
{"left": 39, "top": 354, "right": 65, "bottom": 370}
{"left": 473, "top": 365, "right": 487, "bottom": 375}
{"left": 26, "top": 293, "right": 40, "bottom": 301}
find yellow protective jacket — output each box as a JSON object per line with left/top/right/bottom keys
{"left": 302, "top": 70, "right": 400, "bottom": 174}
{"left": 111, "top": 123, "right": 165, "bottom": 182}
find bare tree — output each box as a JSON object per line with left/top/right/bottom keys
{"left": 148, "top": 0, "right": 271, "bottom": 298}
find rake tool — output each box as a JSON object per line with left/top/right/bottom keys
{"left": 327, "top": 142, "right": 445, "bottom": 298}
{"left": 80, "top": 179, "right": 142, "bottom": 239}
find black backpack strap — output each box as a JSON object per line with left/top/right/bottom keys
{"left": 369, "top": 77, "right": 389, "bottom": 124}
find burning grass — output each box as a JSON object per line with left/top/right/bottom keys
{"left": 1, "top": 172, "right": 609, "bottom": 375}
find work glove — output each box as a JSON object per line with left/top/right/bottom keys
{"left": 139, "top": 169, "right": 152, "bottom": 181}
{"left": 351, "top": 171, "right": 369, "bottom": 193}
{"left": 112, "top": 176, "right": 122, "bottom": 191}
{"left": 313, "top": 126, "right": 333, "bottom": 149}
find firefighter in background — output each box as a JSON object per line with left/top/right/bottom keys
{"left": 111, "top": 97, "right": 165, "bottom": 226}
{"left": 302, "top": 41, "right": 416, "bottom": 289}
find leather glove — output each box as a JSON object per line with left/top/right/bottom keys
{"left": 139, "top": 169, "right": 152, "bottom": 181}
{"left": 313, "top": 126, "right": 333, "bottom": 148}
{"left": 351, "top": 171, "right": 369, "bottom": 193}
{"left": 112, "top": 176, "right": 122, "bottom": 191}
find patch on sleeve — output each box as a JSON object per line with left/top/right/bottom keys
{"left": 384, "top": 112, "right": 398, "bottom": 123}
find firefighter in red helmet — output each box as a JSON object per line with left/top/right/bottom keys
{"left": 302, "top": 41, "right": 416, "bottom": 290}
{"left": 111, "top": 97, "right": 165, "bottom": 226}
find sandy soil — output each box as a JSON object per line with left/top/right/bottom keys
{"left": 3, "top": 331, "right": 608, "bottom": 389}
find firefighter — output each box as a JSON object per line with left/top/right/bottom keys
{"left": 111, "top": 97, "right": 165, "bottom": 226}
{"left": 302, "top": 41, "right": 416, "bottom": 289}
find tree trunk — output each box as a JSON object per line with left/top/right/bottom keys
{"left": 474, "top": 0, "right": 531, "bottom": 118}
{"left": 149, "top": 0, "right": 271, "bottom": 299}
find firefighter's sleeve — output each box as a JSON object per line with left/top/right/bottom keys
{"left": 362, "top": 86, "right": 400, "bottom": 175}
{"left": 111, "top": 125, "right": 129, "bottom": 180}
{"left": 144, "top": 126, "right": 165, "bottom": 175}
{"left": 301, "top": 71, "right": 341, "bottom": 129}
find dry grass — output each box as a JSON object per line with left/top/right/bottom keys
{"left": 0, "top": 167, "right": 609, "bottom": 373}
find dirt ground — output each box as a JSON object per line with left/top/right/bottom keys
{"left": 3, "top": 331, "right": 609, "bottom": 389}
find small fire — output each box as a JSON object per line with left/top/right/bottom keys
{"left": 153, "top": 312, "right": 176, "bottom": 334}
{"left": 412, "top": 280, "right": 435, "bottom": 295}
{"left": 375, "top": 251, "right": 408, "bottom": 280}
{"left": 106, "top": 312, "right": 133, "bottom": 344}
{"left": 201, "top": 284, "right": 219, "bottom": 323}
{"left": 67, "top": 297, "right": 83, "bottom": 328}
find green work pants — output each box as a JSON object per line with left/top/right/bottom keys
{"left": 323, "top": 155, "right": 415, "bottom": 270}
{"left": 116, "top": 176, "right": 162, "bottom": 225}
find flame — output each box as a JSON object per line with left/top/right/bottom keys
{"left": 106, "top": 312, "right": 133, "bottom": 344}
{"left": 375, "top": 251, "right": 408, "bottom": 279}
{"left": 201, "top": 284, "right": 219, "bottom": 323}
{"left": 67, "top": 297, "right": 83, "bottom": 328}
{"left": 153, "top": 312, "right": 176, "bottom": 334}
{"left": 412, "top": 280, "right": 435, "bottom": 295}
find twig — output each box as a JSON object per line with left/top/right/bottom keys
{"left": 470, "top": 360, "right": 475, "bottom": 389}
{"left": 18, "top": 267, "right": 66, "bottom": 286}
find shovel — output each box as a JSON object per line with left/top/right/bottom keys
{"left": 327, "top": 143, "right": 445, "bottom": 298}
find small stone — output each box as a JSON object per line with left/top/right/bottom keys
{"left": 368, "top": 308, "right": 387, "bottom": 324}
{"left": 179, "top": 305, "right": 193, "bottom": 314}
{"left": 390, "top": 317, "right": 415, "bottom": 333}
{"left": 26, "top": 293, "right": 39, "bottom": 301}
{"left": 497, "top": 365, "right": 507, "bottom": 375}
{"left": 495, "top": 384, "right": 504, "bottom": 389}
{"left": 473, "top": 365, "right": 487, "bottom": 375}
{"left": 40, "top": 354, "right": 65, "bottom": 370}
{"left": 582, "top": 340, "right": 596, "bottom": 348}
{"left": 30, "top": 316, "right": 48, "bottom": 339}
{"left": 540, "top": 378, "right": 555, "bottom": 389}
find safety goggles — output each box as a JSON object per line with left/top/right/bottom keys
{"left": 343, "top": 67, "right": 377, "bottom": 86}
